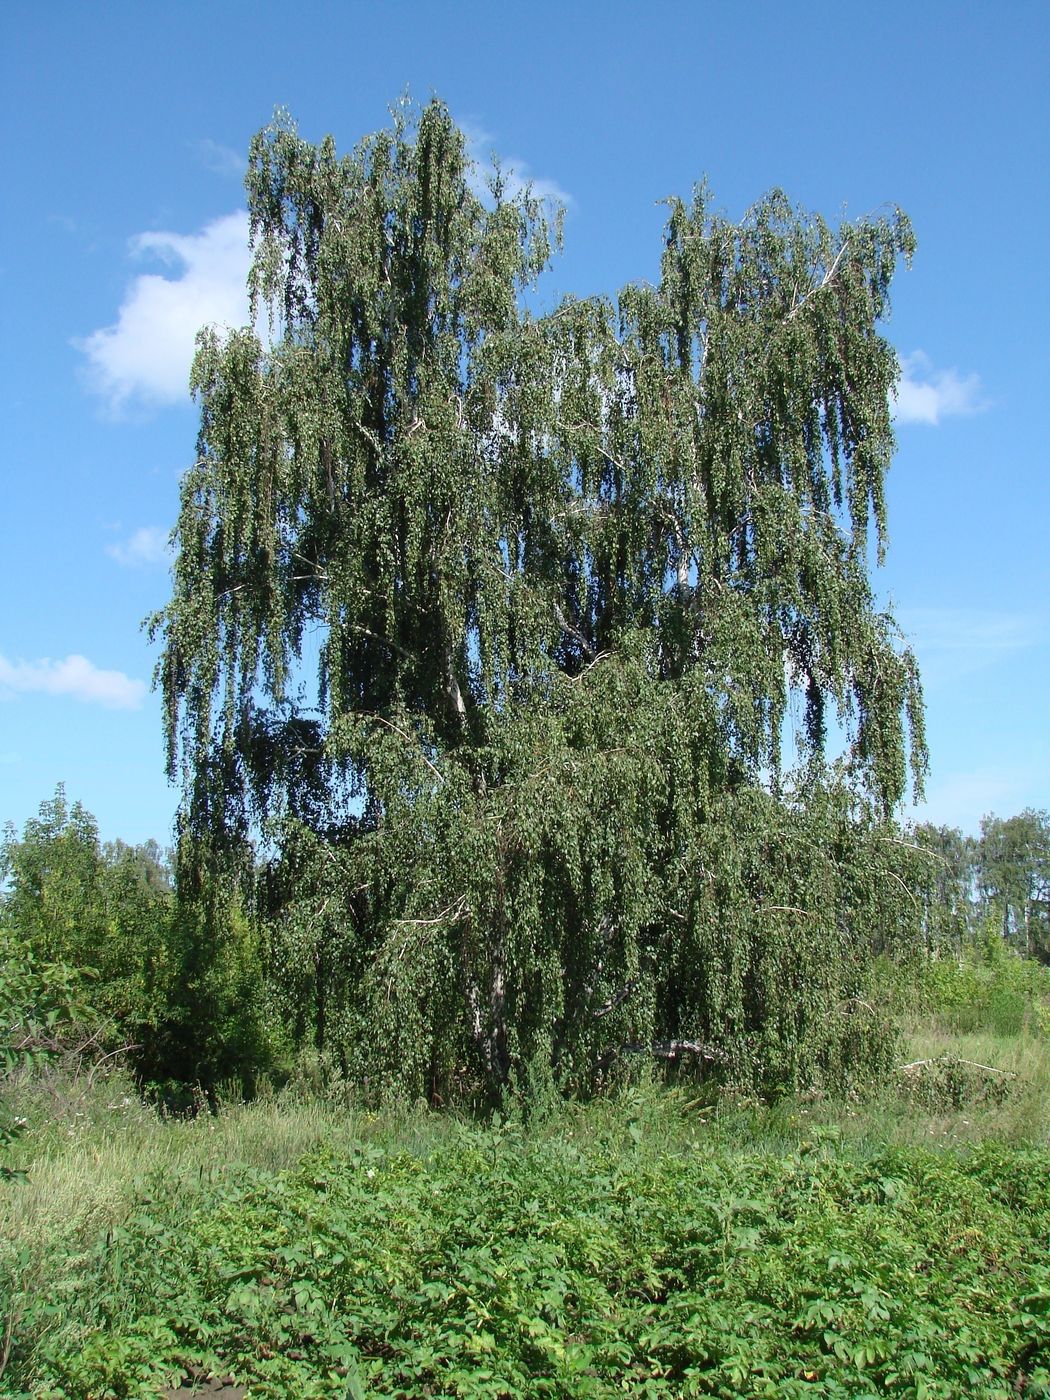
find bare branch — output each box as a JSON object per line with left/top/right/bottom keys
{"left": 354, "top": 712, "right": 445, "bottom": 784}
{"left": 348, "top": 625, "right": 417, "bottom": 662}
{"left": 592, "top": 979, "right": 638, "bottom": 1020}
{"left": 785, "top": 236, "right": 851, "bottom": 322}
{"left": 553, "top": 602, "right": 595, "bottom": 660}
{"left": 392, "top": 895, "right": 469, "bottom": 928}
{"left": 620, "top": 1039, "right": 726, "bottom": 1063}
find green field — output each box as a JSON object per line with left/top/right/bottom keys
{"left": 2, "top": 969, "right": 1048, "bottom": 1400}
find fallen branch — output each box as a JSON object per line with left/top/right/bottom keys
{"left": 80, "top": 1041, "right": 140, "bottom": 1088}
{"left": 895, "top": 1057, "right": 1019, "bottom": 1078}
{"left": 621, "top": 1039, "right": 727, "bottom": 1063}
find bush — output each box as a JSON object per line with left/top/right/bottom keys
{"left": 0, "top": 927, "right": 94, "bottom": 1165}
{"left": 4, "top": 1110, "right": 1048, "bottom": 1397}
{"left": 2, "top": 790, "right": 284, "bottom": 1112}
{"left": 918, "top": 933, "right": 1050, "bottom": 1038}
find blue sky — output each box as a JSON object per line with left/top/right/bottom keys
{"left": 2, "top": 0, "right": 1047, "bottom": 846}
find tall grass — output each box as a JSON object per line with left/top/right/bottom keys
{"left": 3, "top": 1020, "right": 1046, "bottom": 1273}
{"left": 0, "top": 1060, "right": 501, "bottom": 1276}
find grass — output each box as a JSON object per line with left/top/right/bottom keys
{"left": 0, "top": 1071, "right": 472, "bottom": 1266}
{"left": 2, "top": 953, "right": 1048, "bottom": 1398}
{"left": 7, "top": 1016, "right": 1045, "bottom": 1273}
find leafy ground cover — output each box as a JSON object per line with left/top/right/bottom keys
{"left": 2, "top": 953, "right": 1048, "bottom": 1399}
{"left": 2, "top": 1081, "right": 1049, "bottom": 1399}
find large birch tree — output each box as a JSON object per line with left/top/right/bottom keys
{"left": 155, "top": 100, "right": 926, "bottom": 1100}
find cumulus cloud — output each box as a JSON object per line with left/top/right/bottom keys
{"left": 459, "top": 119, "right": 573, "bottom": 210}
{"left": 77, "top": 211, "right": 251, "bottom": 413}
{"left": 78, "top": 119, "right": 567, "bottom": 417}
{"left": 106, "top": 526, "right": 172, "bottom": 568}
{"left": 0, "top": 654, "right": 146, "bottom": 709}
{"left": 894, "top": 350, "right": 986, "bottom": 426}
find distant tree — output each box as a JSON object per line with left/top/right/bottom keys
{"left": 910, "top": 822, "right": 978, "bottom": 951}
{"left": 978, "top": 810, "right": 1050, "bottom": 961}
{"left": 0, "top": 786, "right": 105, "bottom": 964}
{"left": 1, "top": 788, "right": 275, "bottom": 1101}
{"left": 0, "top": 786, "right": 174, "bottom": 1027}
{"left": 154, "top": 100, "right": 927, "bottom": 1100}
{"left": 1, "top": 790, "right": 118, "bottom": 1153}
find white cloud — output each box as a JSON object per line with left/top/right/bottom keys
{"left": 78, "top": 120, "right": 567, "bottom": 418}
{"left": 894, "top": 350, "right": 986, "bottom": 426}
{"left": 459, "top": 119, "right": 573, "bottom": 210}
{"left": 0, "top": 654, "right": 146, "bottom": 709}
{"left": 107, "top": 526, "right": 172, "bottom": 568}
{"left": 77, "top": 211, "right": 251, "bottom": 413}
{"left": 194, "top": 138, "right": 246, "bottom": 179}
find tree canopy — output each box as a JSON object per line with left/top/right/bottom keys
{"left": 979, "top": 810, "right": 1050, "bottom": 960}
{"left": 154, "top": 100, "right": 928, "bottom": 1102}
{"left": 0, "top": 787, "right": 274, "bottom": 1106}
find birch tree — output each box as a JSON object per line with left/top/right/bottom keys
{"left": 155, "top": 100, "right": 926, "bottom": 1099}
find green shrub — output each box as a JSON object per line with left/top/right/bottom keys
{"left": 918, "top": 935, "right": 1050, "bottom": 1038}
{"left": 2, "top": 790, "right": 285, "bottom": 1109}
{"left": 0, "top": 927, "right": 93, "bottom": 1167}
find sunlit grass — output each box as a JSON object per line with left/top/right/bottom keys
{"left": 4, "top": 1003, "right": 1047, "bottom": 1277}
{"left": 0, "top": 1066, "right": 479, "bottom": 1267}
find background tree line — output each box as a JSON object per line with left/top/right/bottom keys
{"left": 912, "top": 810, "right": 1050, "bottom": 961}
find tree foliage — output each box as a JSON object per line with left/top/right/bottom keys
{"left": 978, "top": 810, "right": 1050, "bottom": 961}
{"left": 909, "top": 822, "right": 979, "bottom": 952}
{"left": 154, "top": 100, "right": 928, "bottom": 1101}
{"left": 0, "top": 788, "right": 274, "bottom": 1103}
{"left": 908, "top": 813, "right": 1050, "bottom": 964}
{"left": 0, "top": 787, "right": 174, "bottom": 1027}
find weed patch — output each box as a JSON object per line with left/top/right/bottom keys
{"left": 2, "top": 1107, "right": 1048, "bottom": 1398}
